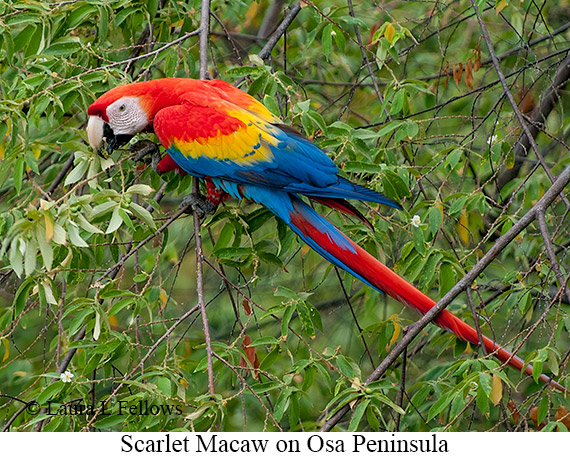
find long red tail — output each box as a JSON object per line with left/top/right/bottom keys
{"left": 280, "top": 195, "right": 567, "bottom": 393}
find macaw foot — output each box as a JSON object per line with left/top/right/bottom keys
{"left": 130, "top": 139, "right": 162, "bottom": 173}
{"left": 179, "top": 192, "right": 217, "bottom": 218}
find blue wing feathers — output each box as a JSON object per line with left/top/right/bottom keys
{"left": 168, "top": 127, "right": 401, "bottom": 209}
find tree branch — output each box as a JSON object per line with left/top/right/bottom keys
{"left": 257, "top": 2, "right": 302, "bottom": 60}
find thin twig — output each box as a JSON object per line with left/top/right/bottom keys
{"left": 197, "top": 0, "right": 215, "bottom": 396}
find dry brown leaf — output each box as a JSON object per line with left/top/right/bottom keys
{"left": 242, "top": 298, "right": 252, "bottom": 315}
{"left": 555, "top": 406, "right": 570, "bottom": 429}
{"left": 367, "top": 22, "right": 380, "bottom": 47}
{"left": 507, "top": 399, "right": 521, "bottom": 424}
{"left": 453, "top": 62, "right": 463, "bottom": 88}
{"left": 517, "top": 88, "right": 536, "bottom": 115}
{"left": 529, "top": 406, "right": 546, "bottom": 430}
{"left": 474, "top": 46, "right": 481, "bottom": 72}
{"left": 465, "top": 59, "right": 474, "bottom": 90}
{"left": 240, "top": 334, "right": 260, "bottom": 379}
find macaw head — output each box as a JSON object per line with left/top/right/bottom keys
{"left": 86, "top": 78, "right": 274, "bottom": 154}
{"left": 87, "top": 82, "right": 158, "bottom": 154}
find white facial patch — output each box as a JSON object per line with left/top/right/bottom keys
{"left": 87, "top": 115, "right": 105, "bottom": 151}
{"left": 106, "top": 97, "right": 148, "bottom": 136}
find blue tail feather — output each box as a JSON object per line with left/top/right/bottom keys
{"left": 215, "top": 180, "right": 380, "bottom": 291}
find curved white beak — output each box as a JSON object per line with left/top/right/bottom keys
{"left": 87, "top": 115, "right": 105, "bottom": 151}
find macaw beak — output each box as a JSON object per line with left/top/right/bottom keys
{"left": 87, "top": 116, "right": 134, "bottom": 156}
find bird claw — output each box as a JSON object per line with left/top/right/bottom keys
{"left": 179, "top": 193, "right": 217, "bottom": 218}
{"left": 130, "top": 139, "right": 162, "bottom": 173}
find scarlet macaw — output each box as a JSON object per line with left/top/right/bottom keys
{"left": 86, "top": 78, "right": 566, "bottom": 392}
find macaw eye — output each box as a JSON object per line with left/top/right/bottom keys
{"left": 119, "top": 104, "right": 126, "bottom": 112}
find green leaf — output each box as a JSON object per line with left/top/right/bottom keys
{"left": 64, "top": 159, "right": 89, "bottom": 186}
{"left": 281, "top": 305, "right": 295, "bottom": 339}
{"left": 76, "top": 214, "right": 103, "bottom": 234}
{"left": 251, "top": 381, "right": 281, "bottom": 395}
{"left": 133, "top": 273, "right": 147, "bottom": 282}
{"left": 289, "top": 392, "right": 300, "bottom": 429}
{"left": 445, "top": 148, "right": 463, "bottom": 170}
{"left": 67, "top": 4, "right": 97, "bottom": 29}
{"left": 13, "top": 277, "right": 35, "bottom": 316}
{"left": 382, "top": 170, "right": 410, "bottom": 198}
{"left": 448, "top": 195, "right": 468, "bottom": 217}
{"left": 157, "top": 377, "right": 172, "bottom": 396}
{"left": 106, "top": 207, "right": 124, "bottom": 234}
{"left": 83, "top": 352, "right": 103, "bottom": 373}
{"left": 476, "top": 382, "right": 489, "bottom": 415}
{"left": 366, "top": 405, "right": 380, "bottom": 431}
{"left": 390, "top": 89, "right": 405, "bottom": 115}
{"left": 13, "top": 157, "right": 24, "bottom": 195}
{"left": 297, "top": 301, "right": 315, "bottom": 337}
{"left": 91, "top": 201, "right": 117, "bottom": 219}
{"left": 126, "top": 184, "right": 153, "bottom": 196}
{"left": 412, "top": 226, "right": 425, "bottom": 256}
{"left": 439, "top": 262, "right": 456, "bottom": 296}
{"left": 322, "top": 24, "right": 333, "bottom": 58}
{"left": 9, "top": 238, "right": 24, "bottom": 278}
{"left": 532, "top": 349, "right": 548, "bottom": 383}
{"left": 349, "top": 398, "right": 370, "bottom": 431}
{"left": 428, "top": 392, "right": 454, "bottom": 421}
{"left": 24, "top": 238, "right": 37, "bottom": 276}
{"left": 94, "top": 413, "right": 127, "bottom": 429}
{"left": 263, "top": 94, "right": 280, "bottom": 117}
{"left": 214, "top": 247, "right": 253, "bottom": 261}
{"left": 536, "top": 395, "right": 549, "bottom": 425}
{"left": 344, "top": 161, "right": 384, "bottom": 173}
{"left": 478, "top": 372, "right": 492, "bottom": 396}
{"left": 129, "top": 202, "right": 156, "bottom": 230}
{"left": 336, "top": 355, "right": 354, "bottom": 378}
{"left": 66, "top": 224, "right": 88, "bottom": 247}
{"left": 259, "top": 346, "right": 280, "bottom": 370}
{"left": 213, "top": 224, "right": 234, "bottom": 252}
{"left": 36, "top": 225, "right": 53, "bottom": 271}
{"left": 37, "top": 381, "right": 65, "bottom": 405}
{"left": 410, "top": 384, "right": 431, "bottom": 407}
{"left": 428, "top": 206, "right": 442, "bottom": 237}
{"left": 273, "top": 388, "right": 293, "bottom": 422}
{"left": 377, "top": 121, "right": 403, "bottom": 138}
{"left": 225, "top": 66, "right": 264, "bottom": 77}
{"left": 44, "top": 38, "right": 82, "bottom": 56}
{"left": 248, "top": 336, "right": 278, "bottom": 347}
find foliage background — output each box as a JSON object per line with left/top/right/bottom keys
{"left": 0, "top": 0, "right": 569, "bottom": 431}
